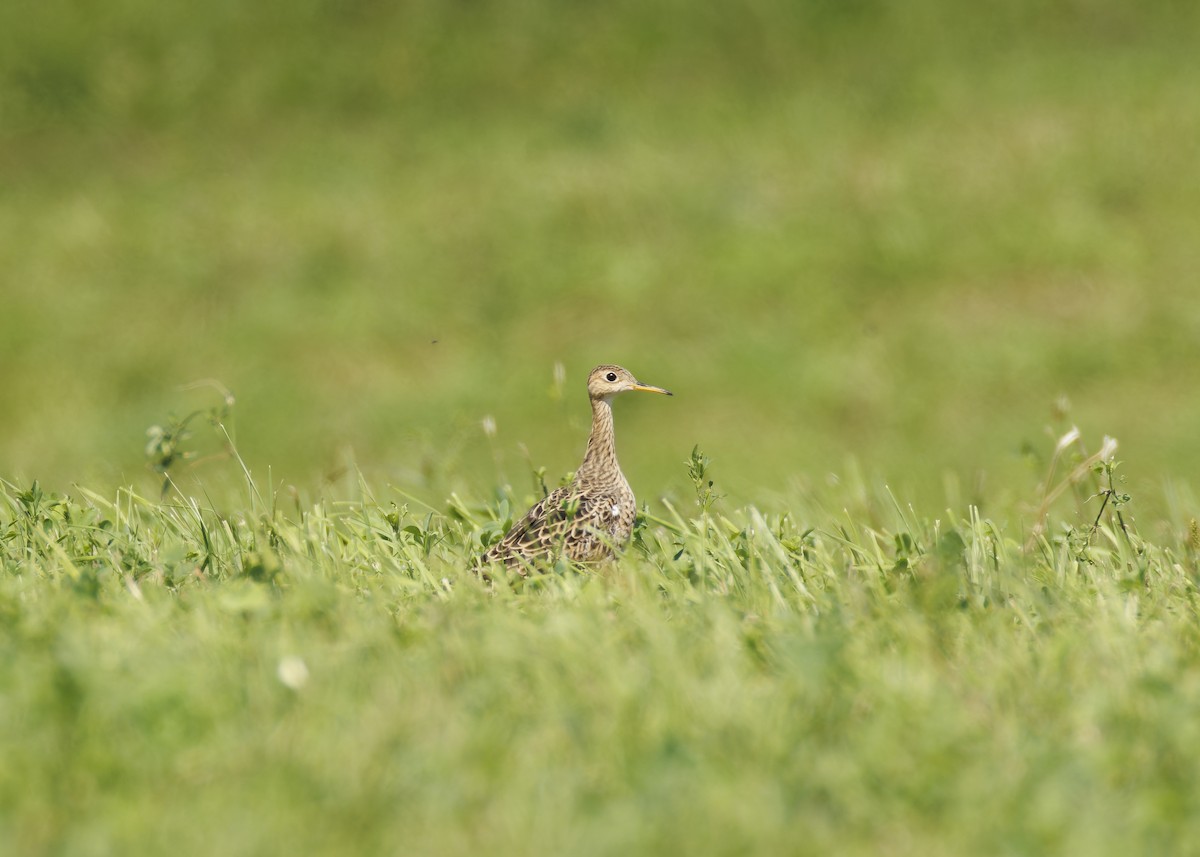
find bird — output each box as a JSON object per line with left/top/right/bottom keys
{"left": 478, "top": 364, "right": 672, "bottom": 572}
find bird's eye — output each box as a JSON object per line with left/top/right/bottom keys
{"left": 605, "top": 372, "right": 618, "bottom": 382}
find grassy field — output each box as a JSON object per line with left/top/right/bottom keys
{"left": 5, "top": 442, "right": 1200, "bottom": 856}
{"left": 4, "top": 0, "right": 1200, "bottom": 854}
{"left": 3, "top": 0, "right": 1200, "bottom": 506}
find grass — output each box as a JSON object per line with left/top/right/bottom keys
{"left": 3, "top": 0, "right": 1200, "bottom": 505}
{"left": 5, "top": 430, "right": 1200, "bottom": 856}
{"left": 5, "top": 1, "right": 1200, "bottom": 852}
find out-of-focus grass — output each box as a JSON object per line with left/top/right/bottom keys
{"left": 4, "top": 440, "right": 1200, "bottom": 855}
{"left": 2, "top": 0, "right": 1199, "bottom": 506}
{"left": 6, "top": 7, "right": 1200, "bottom": 851}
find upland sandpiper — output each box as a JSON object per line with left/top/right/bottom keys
{"left": 479, "top": 364, "right": 672, "bottom": 571}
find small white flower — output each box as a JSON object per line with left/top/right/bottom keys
{"left": 277, "top": 656, "right": 309, "bottom": 690}
{"left": 1055, "top": 426, "right": 1081, "bottom": 454}
{"left": 1099, "top": 435, "right": 1119, "bottom": 460}
{"left": 482, "top": 415, "right": 497, "bottom": 438}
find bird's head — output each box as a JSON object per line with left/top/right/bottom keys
{"left": 586, "top": 365, "right": 672, "bottom": 401}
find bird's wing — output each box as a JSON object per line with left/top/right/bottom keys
{"left": 480, "top": 487, "right": 624, "bottom": 566}
{"left": 481, "top": 486, "right": 576, "bottom": 564}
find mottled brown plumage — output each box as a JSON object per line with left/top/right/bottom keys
{"left": 479, "top": 365, "right": 672, "bottom": 572}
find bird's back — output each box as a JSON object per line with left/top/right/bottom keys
{"left": 479, "top": 475, "right": 636, "bottom": 571}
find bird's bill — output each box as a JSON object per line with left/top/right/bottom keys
{"left": 631, "top": 383, "right": 673, "bottom": 397}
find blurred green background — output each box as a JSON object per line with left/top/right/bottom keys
{"left": 3, "top": 0, "right": 1199, "bottom": 506}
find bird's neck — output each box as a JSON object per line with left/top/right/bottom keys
{"left": 578, "top": 396, "right": 620, "bottom": 482}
